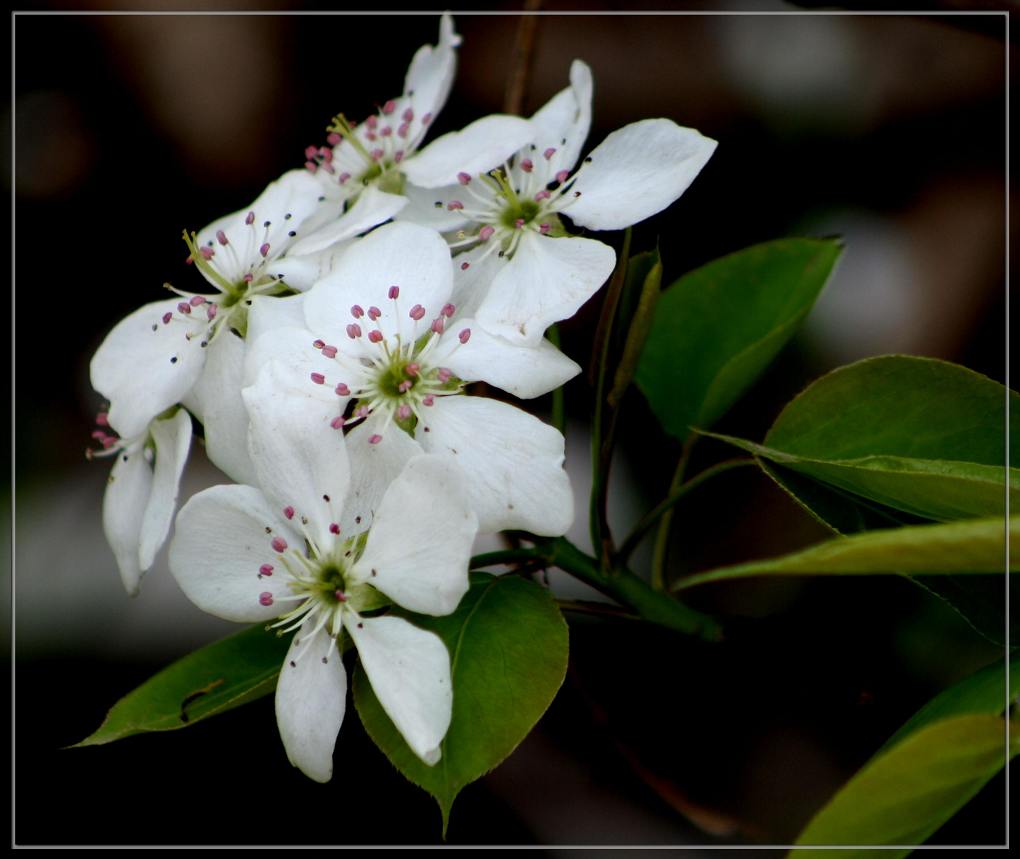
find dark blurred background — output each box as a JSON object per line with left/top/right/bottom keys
{"left": 9, "top": 2, "right": 1011, "bottom": 848}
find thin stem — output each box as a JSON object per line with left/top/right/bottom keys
{"left": 616, "top": 458, "right": 756, "bottom": 564}
{"left": 556, "top": 599, "right": 641, "bottom": 621}
{"left": 546, "top": 324, "right": 566, "bottom": 435}
{"left": 589, "top": 229, "right": 632, "bottom": 563}
{"left": 503, "top": 0, "right": 543, "bottom": 115}
{"left": 470, "top": 547, "right": 544, "bottom": 569}
{"left": 650, "top": 434, "right": 696, "bottom": 590}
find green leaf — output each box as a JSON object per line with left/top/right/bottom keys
{"left": 879, "top": 652, "right": 1020, "bottom": 754}
{"left": 790, "top": 714, "right": 1017, "bottom": 857}
{"left": 636, "top": 238, "right": 841, "bottom": 439}
{"left": 353, "top": 573, "right": 568, "bottom": 833}
{"left": 673, "top": 516, "right": 1014, "bottom": 591}
{"left": 608, "top": 249, "right": 661, "bottom": 408}
{"left": 715, "top": 356, "right": 1018, "bottom": 522}
{"left": 74, "top": 624, "right": 292, "bottom": 747}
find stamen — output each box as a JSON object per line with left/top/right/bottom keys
{"left": 388, "top": 285, "right": 400, "bottom": 299}
{"left": 310, "top": 372, "right": 326, "bottom": 385}
{"left": 368, "top": 434, "right": 383, "bottom": 444}
{"left": 459, "top": 328, "right": 471, "bottom": 343}
{"left": 447, "top": 200, "right": 464, "bottom": 211}
{"left": 556, "top": 170, "right": 570, "bottom": 183}
{"left": 259, "top": 243, "right": 270, "bottom": 258}
{"left": 457, "top": 172, "right": 472, "bottom": 185}
{"left": 368, "top": 330, "right": 384, "bottom": 343}
{"left": 409, "top": 304, "right": 426, "bottom": 321}
{"left": 520, "top": 159, "right": 534, "bottom": 172}
{"left": 368, "top": 306, "right": 381, "bottom": 320}
{"left": 283, "top": 506, "right": 295, "bottom": 520}
{"left": 321, "top": 345, "right": 337, "bottom": 359}
{"left": 327, "top": 132, "right": 342, "bottom": 146}
{"left": 396, "top": 404, "right": 412, "bottom": 420}
{"left": 259, "top": 592, "right": 274, "bottom": 607}
{"left": 313, "top": 339, "right": 325, "bottom": 349}
{"left": 271, "top": 536, "right": 288, "bottom": 553}
{"left": 351, "top": 304, "right": 364, "bottom": 318}
{"left": 329, "top": 523, "right": 341, "bottom": 535}
{"left": 479, "top": 225, "right": 495, "bottom": 241}
{"left": 330, "top": 416, "right": 345, "bottom": 429}
{"left": 422, "top": 395, "right": 435, "bottom": 406}
{"left": 382, "top": 99, "right": 396, "bottom": 114}
{"left": 543, "top": 147, "right": 557, "bottom": 160}
{"left": 335, "top": 383, "right": 350, "bottom": 396}
{"left": 431, "top": 317, "right": 445, "bottom": 334}
{"left": 441, "top": 303, "right": 456, "bottom": 317}
{"left": 260, "top": 564, "right": 274, "bottom": 576}
{"left": 347, "top": 323, "right": 362, "bottom": 339}
{"left": 215, "top": 230, "right": 229, "bottom": 246}
{"left": 405, "top": 363, "right": 420, "bottom": 377}
{"left": 245, "top": 211, "right": 255, "bottom": 225}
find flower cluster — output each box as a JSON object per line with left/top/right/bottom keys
{"left": 87, "top": 15, "right": 715, "bottom": 783}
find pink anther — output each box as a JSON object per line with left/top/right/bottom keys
{"left": 305, "top": 145, "right": 318, "bottom": 160}
{"left": 329, "top": 523, "right": 341, "bottom": 535}
{"left": 335, "top": 382, "right": 350, "bottom": 396}
{"left": 177, "top": 302, "right": 192, "bottom": 315}
{"left": 406, "top": 363, "right": 420, "bottom": 377}
{"left": 330, "top": 415, "right": 345, "bottom": 430}
{"left": 388, "top": 285, "right": 400, "bottom": 299}
{"left": 368, "top": 330, "right": 384, "bottom": 343}
{"left": 162, "top": 312, "right": 173, "bottom": 325}
{"left": 321, "top": 345, "right": 337, "bottom": 359}
{"left": 283, "top": 506, "right": 295, "bottom": 519}
{"left": 382, "top": 99, "right": 396, "bottom": 114}
{"left": 310, "top": 372, "right": 326, "bottom": 385}
{"left": 431, "top": 317, "right": 445, "bottom": 334}
{"left": 206, "top": 304, "right": 217, "bottom": 321}
{"left": 259, "top": 564, "right": 274, "bottom": 576}
{"left": 459, "top": 328, "right": 471, "bottom": 344}
{"left": 199, "top": 246, "right": 215, "bottom": 261}
{"left": 327, "top": 132, "right": 342, "bottom": 146}
{"left": 479, "top": 225, "right": 495, "bottom": 241}
{"left": 437, "top": 368, "right": 452, "bottom": 382}
{"left": 259, "top": 592, "right": 274, "bottom": 607}
{"left": 367, "top": 306, "right": 381, "bottom": 320}
{"left": 396, "top": 404, "right": 412, "bottom": 420}
{"left": 423, "top": 395, "right": 435, "bottom": 406}
{"left": 520, "top": 159, "right": 533, "bottom": 173}
{"left": 259, "top": 243, "right": 270, "bottom": 258}
{"left": 556, "top": 170, "right": 570, "bottom": 184}
{"left": 339, "top": 172, "right": 351, "bottom": 184}
{"left": 346, "top": 323, "right": 362, "bottom": 339}
{"left": 461, "top": 262, "right": 470, "bottom": 271}
{"left": 534, "top": 190, "right": 551, "bottom": 201}
{"left": 313, "top": 339, "right": 325, "bottom": 349}
{"left": 539, "top": 223, "right": 551, "bottom": 235}
{"left": 245, "top": 211, "right": 255, "bottom": 225}
{"left": 402, "top": 107, "right": 414, "bottom": 122}
{"left": 398, "top": 380, "right": 412, "bottom": 393}
{"left": 457, "top": 172, "right": 472, "bottom": 185}
{"left": 543, "top": 147, "right": 557, "bottom": 160}
{"left": 409, "top": 304, "right": 426, "bottom": 321}
{"left": 215, "top": 230, "right": 229, "bottom": 246}
{"left": 447, "top": 200, "right": 464, "bottom": 211}
{"left": 271, "top": 536, "right": 288, "bottom": 553}
{"left": 189, "top": 295, "right": 206, "bottom": 306}
{"left": 368, "top": 434, "right": 383, "bottom": 445}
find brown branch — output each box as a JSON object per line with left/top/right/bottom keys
{"left": 502, "top": 0, "right": 544, "bottom": 116}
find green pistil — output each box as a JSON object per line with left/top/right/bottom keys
{"left": 328, "top": 113, "right": 374, "bottom": 163}
{"left": 181, "top": 230, "right": 234, "bottom": 295}
{"left": 500, "top": 199, "right": 541, "bottom": 230}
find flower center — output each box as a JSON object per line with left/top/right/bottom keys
{"left": 307, "top": 288, "right": 472, "bottom": 443}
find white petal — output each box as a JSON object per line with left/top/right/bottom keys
{"left": 347, "top": 615, "right": 451, "bottom": 766}
{"left": 196, "top": 169, "right": 331, "bottom": 284}
{"left": 396, "top": 181, "right": 471, "bottom": 233}
{"left": 90, "top": 298, "right": 208, "bottom": 439}
{"left": 566, "top": 118, "right": 717, "bottom": 231}
{"left": 243, "top": 326, "right": 345, "bottom": 407}
{"left": 102, "top": 442, "right": 153, "bottom": 596}
{"left": 304, "top": 222, "right": 453, "bottom": 344}
{"left": 187, "top": 331, "right": 257, "bottom": 485}
{"left": 530, "top": 59, "right": 593, "bottom": 173}
{"left": 402, "top": 115, "right": 536, "bottom": 189}
{"left": 352, "top": 455, "right": 475, "bottom": 616}
{"left": 138, "top": 409, "right": 192, "bottom": 571}
{"left": 288, "top": 186, "right": 407, "bottom": 257}
{"left": 340, "top": 416, "right": 423, "bottom": 536}
{"left": 403, "top": 12, "right": 461, "bottom": 128}
{"left": 448, "top": 244, "right": 503, "bottom": 320}
{"left": 417, "top": 396, "right": 573, "bottom": 535}
{"left": 244, "top": 294, "right": 308, "bottom": 358}
{"left": 243, "top": 362, "right": 351, "bottom": 548}
{"left": 475, "top": 231, "right": 616, "bottom": 345}
{"left": 431, "top": 318, "right": 581, "bottom": 399}
{"left": 169, "top": 484, "right": 300, "bottom": 622}
{"left": 276, "top": 620, "right": 347, "bottom": 783}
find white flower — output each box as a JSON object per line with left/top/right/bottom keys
{"left": 90, "top": 168, "right": 387, "bottom": 485}
{"left": 90, "top": 408, "right": 192, "bottom": 595}
{"left": 244, "top": 221, "right": 577, "bottom": 536}
{"left": 169, "top": 379, "right": 477, "bottom": 782}
{"left": 305, "top": 14, "right": 535, "bottom": 212}
{"left": 403, "top": 60, "right": 718, "bottom": 344}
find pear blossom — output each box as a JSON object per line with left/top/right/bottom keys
{"left": 243, "top": 221, "right": 577, "bottom": 536}
{"left": 169, "top": 378, "right": 477, "bottom": 782}
{"left": 90, "top": 408, "right": 191, "bottom": 595}
{"left": 402, "top": 60, "right": 718, "bottom": 344}
{"left": 306, "top": 14, "right": 535, "bottom": 214}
